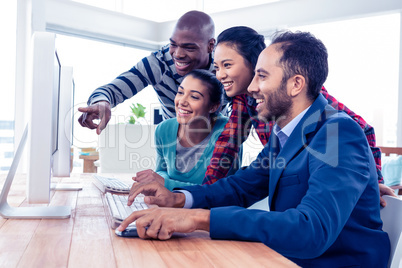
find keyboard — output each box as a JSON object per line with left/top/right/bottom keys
{"left": 92, "top": 174, "right": 131, "bottom": 193}
{"left": 105, "top": 192, "right": 148, "bottom": 229}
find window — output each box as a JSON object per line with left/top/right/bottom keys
{"left": 0, "top": 2, "right": 16, "bottom": 173}
{"left": 289, "top": 13, "right": 400, "bottom": 146}
{"left": 55, "top": 34, "right": 158, "bottom": 149}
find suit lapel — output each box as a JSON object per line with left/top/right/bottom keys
{"left": 268, "top": 94, "right": 329, "bottom": 206}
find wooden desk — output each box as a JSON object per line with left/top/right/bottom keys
{"left": 0, "top": 174, "right": 298, "bottom": 267}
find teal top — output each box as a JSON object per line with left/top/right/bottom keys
{"left": 155, "top": 115, "right": 240, "bottom": 190}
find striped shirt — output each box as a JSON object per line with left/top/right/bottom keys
{"left": 87, "top": 44, "right": 215, "bottom": 120}
{"left": 202, "top": 87, "right": 383, "bottom": 185}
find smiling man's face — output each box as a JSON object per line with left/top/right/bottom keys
{"left": 169, "top": 28, "right": 212, "bottom": 77}
{"left": 248, "top": 44, "right": 293, "bottom": 124}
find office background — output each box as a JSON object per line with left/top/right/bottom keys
{"left": 0, "top": 0, "right": 401, "bottom": 173}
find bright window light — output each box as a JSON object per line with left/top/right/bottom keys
{"left": 55, "top": 34, "right": 158, "bottom": 148}
{"left": 0, "top": 1, "right": 16, "bottom": 173}
{"left": 289, "top": 13, "right": 400, "bottom": 146}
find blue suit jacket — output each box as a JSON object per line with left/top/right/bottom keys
{"left": 180, "top": 94, "right": 390, "bottom": 267}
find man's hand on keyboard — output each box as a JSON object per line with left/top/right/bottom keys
{"left": 128, "top": 181, "right": 185, "bottom": 208}
{"left": 133, "top": 169, "right": 164, "bottom": 185}
{"left": 117, "top": 207, "right": 210, "bottom": 240}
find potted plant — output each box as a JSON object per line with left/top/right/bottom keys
{"left": 127, "top": 103, "right": 146, "bottom": 124}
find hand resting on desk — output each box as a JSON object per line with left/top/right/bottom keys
{"left": 121, "top": 181, "right": 211, "bottom": 240}
{"left": 117, "top": 207, "right": 210, "bottom": 240}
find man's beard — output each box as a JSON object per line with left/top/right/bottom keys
{"left": 260, "top": 81, "right": 292, "bottom": 124}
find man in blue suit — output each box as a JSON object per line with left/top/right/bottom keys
{"left": 119, "top": 31, "right": 390, "bottom": 267}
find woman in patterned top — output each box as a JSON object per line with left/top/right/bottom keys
{"left": 207, "top": 26, "right": 394, "bottom": 206}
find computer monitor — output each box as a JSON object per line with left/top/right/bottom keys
{"left": 26, "top": 32, "right": 80, "bottom": 203}
{"left": 0, "top": 32, "right": 80, "bottom": 219}
{"left": 53, "top": 66, "right": 74, "bottom": 177}
{"left": 26, "top": 32, "right": 60, "bottom": 203}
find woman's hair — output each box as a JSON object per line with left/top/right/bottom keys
{"left": 217, "top": 26, "right": 266, "bottom": 70}
{"left": 185, "top": 69, "right": 224, "bottom": 117}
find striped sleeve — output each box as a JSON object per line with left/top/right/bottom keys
{"left": 87, "top": 50, "right": 166, "bottom": 107}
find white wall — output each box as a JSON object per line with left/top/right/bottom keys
{"left": 29, "top": 0, "right": 402, "bottom": 48}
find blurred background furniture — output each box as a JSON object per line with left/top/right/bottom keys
{"left": 79, "top": 154, "right": 99, "bottom": 173}
{"left": 78, "top": 147, "right": 99, "bottom": 173}
{"left": 380, "top": 147, "right": 402, "bottom": 195}
{"left": 96, "top": 124, "right": 156, "bottom": 174}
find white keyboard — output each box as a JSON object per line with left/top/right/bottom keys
{"left": 93, "top": 174, "right": 131, "bottom": 193}
{"left": 105, "top": 192, "right": 148, "bottom": 228}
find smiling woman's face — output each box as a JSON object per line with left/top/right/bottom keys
{"left": 213, "top": 43, "right": 254, "bottom": 97}
{"left": 175, "top": 76, "right": 213, "bottom": 126}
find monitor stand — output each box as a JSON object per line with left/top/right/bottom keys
{"left": 51, "top": 183, "right": 83, "bottom": 191}
{"left": 0, "top": 125, "right": 74, "bottom": 219}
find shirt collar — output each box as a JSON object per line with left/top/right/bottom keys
{"left": 273, "top": 105, "right": 311, "bottom": 148}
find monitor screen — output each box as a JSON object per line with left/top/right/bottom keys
{"left": 52, "top": 52, "right": 61, "bottom": 155}
{"left": 53, "top": 65, "right": 75, "bottom": 177}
